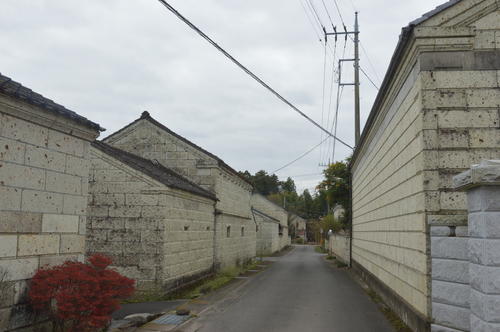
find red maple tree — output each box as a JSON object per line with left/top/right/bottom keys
{"left": 29, "top": 254, "right": 135, "bottom": 332}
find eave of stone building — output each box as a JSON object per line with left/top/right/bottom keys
{"left": 350, "top": 0, "right": 498, "bottom": 169}
{"left": 103, "top": 111, "right": 254, "bottom": 190}
{"left": 0, "top": 72, "right": 104, "bottom": 139}
{"left": 91, "top": 141, "right": 217, "bottom": 201}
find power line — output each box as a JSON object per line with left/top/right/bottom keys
{"left": 287, "top": 172, "right": 324, "bottom": 178}
{"left": 360, "top": 41, "right": 382, "bottom": 84}
{"left": 360, "top": 66, "right": 379, "bottom": 90}
{"left": 299, "top": 0, "right": 323, "bottom": 42}
{"left": 156, "top": 0, "right": 353, "bottom": 150}
{"left": 306, "top": 0, "right": 325, "bottom": 29}
{"left": 272, "top": 136, "right": 330, "bottom": 174}
{"left": 320, "top": 0, "right": 335, "bottom": 26}
{"left": 331, "top": 0, "right": 346, "bottom": 26}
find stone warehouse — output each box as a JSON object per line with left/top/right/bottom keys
{"left": 87, "top": 141, "right": 217, "bottom": 292}
{"left": 251, "top": 193, "right": 290, "bottom": 256}
{"left": 102, "top": 112, "right": 263, "bottom": 268}
{"left": 349, "top": 0, "right": 500, "bottom": 331}
{"left": 0, "top": 73, "right": 102, "bottom": 331}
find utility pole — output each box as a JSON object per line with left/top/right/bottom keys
{"left": 353, "top": 12, "right": 360, "bottom": 145}
{"left": 324, "top": 12, "right": 361, "bottom": 146}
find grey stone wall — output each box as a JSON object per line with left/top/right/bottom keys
{"left": 431, "top": 160, "right": 500, "bottom": 332}
{"left": 351, "top": 2, "right": 500, "bottom": 326}
{"left": 431, "top": 225, "right": 470, "bottom": 332}
{"left": 0, "top": 96, "right": 99, "bottom": 331}
{"left": 104, "top": 115, "right": 257, "bottom": 269}
{"left": 87, "top": 147, "right": 216, "bottom": 293}
{"left": 253, "top": 210, "right": 280, "bottom": 256}
{"left": 328, "top": 232, "right": 351, "bottom": 265}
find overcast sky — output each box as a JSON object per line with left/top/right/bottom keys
{"left": 0, "top": 0, "right": 446, "bottom": 193}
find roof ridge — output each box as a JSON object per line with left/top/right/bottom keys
{"left": 0, "top": 72, "right": 104, "bottom": 132}
{"left": 104, "top": 111, "right": 254, "bottom": 188}
{"left": 92, "top": 141, "right": 216, "bottom": 200}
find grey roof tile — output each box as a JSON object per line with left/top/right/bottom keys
{"left": 92, "top": 141, "right": 217, "bottom": 201}
{"left": 0, "top": 72, "right": 104, "bottom": 132}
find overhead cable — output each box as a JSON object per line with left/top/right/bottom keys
{"left": 272, "top": 136, "right": 330, "bottom": 174}
{"left": 156, "top": 0, "right": 353, "bottom": 150}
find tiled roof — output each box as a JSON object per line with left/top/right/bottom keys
{"left": 105, "top": 111, "right": 253, "bottom": 187}
{"left": 409, "top": 0, "right": 462, "bottom": 26}
{"left": 92, "top": 141, "right": 217, "bottom": 201}
{"left": 0, "top": 73, "right": 104, "bottom": 132}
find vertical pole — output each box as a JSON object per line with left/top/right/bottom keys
{"left": 354, "top": 12, "right": 360, "bottom": 146}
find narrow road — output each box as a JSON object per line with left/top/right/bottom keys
{"left": 193, "top": 245, "right": 394, "bottom": 332}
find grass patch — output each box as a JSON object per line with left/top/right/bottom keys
{"left": 315, "top": 246, "right": 328, "bottom": 254}
{"left": 335, "top": 261, "right": 348, "bottom": 268}
{"left": 367, "top": 290, "right": 412, "bottom": 332}
{"left": 326, "top": 255, "right": 336, "bottom": 260}
{"left": 125, "top": 261, "right": 259, "bottom": 303}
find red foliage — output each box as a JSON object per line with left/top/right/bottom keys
{"left": 29, "top": 254, "right": 135, "bottom": 332}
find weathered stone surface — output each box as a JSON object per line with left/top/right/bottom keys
{"left": 431, "top": 237, "right": 468, "bottom": 260}
{"left": 432, "top": 280, "right": 470, "bottom": 308}
{"left": 432, "top": 258, "right": 469, "bottom": 284}
{"left": 470, "top": 289, "right": 500, "bottom": 323}
{"left": 471, "top": 314, "right": 500, "bottom": 332}
{"left": 470, "top": 263, "right": 500, "bottom": 295}
{"left": 0, "top": 236, "right": 17, "bottom": 258}
{"left": 454, "top": 160, "right": 500, "bottom": 191}
{"left": 431, "top": 324, "right": 466, "bottom": 332}
{"left": 432, "top": 302, "right": 470, "bottom": 332}
{"left": 41, "top": 214, "right": 79, "bottom": 233}
{"left": 17, "top": 234, "right": 59, "bottom": 256}
{"left": 59, "top": 235, "right": 85, "bottom": 254}
{"left": 0, "top": 258, "right": 38, "bottom": 281}
{"left": 0, "top": 81, "right": 98, "bottom": 332}
{"left": 21, "top": 190, "right": 64, "bottom": 214}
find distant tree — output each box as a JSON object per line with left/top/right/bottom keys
{"left": 239, "top": 170, "right": 281, "bottom": 195}
{"left": 281, "top": 177, "right": 296, "bottom": 194}
{"left": 316, "top": 159, "right": 351, "bottom": 227}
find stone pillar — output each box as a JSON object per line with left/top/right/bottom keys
{"left": 454, "top": 160, "right": 500, "bottom": 332}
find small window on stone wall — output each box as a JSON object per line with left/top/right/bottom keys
{"left": 241, "top": 227, "right": 245, "bottom": 237}
{"left": 226, "top": 226, "right": 231, "bottom": 238}
{"left": 206, "top": 226, "right": 210, "bottom": 231}
{"left": 184, "top": 225, "right": 189, "bottom": 231}
{"left": 256, "top": 225, "right": 259, "bottom": 232}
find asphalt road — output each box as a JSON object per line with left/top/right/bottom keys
{"left": 194, "top": 245, "right": 395, "bottom": 332}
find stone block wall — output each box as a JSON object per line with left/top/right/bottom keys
{"left": 351, "top": 61, "right": 429, "bottom": 317}
{"left": 0, "top": 98, "right": 98, "bottom": 331}
{"left": 251, "top": 193, "right": 289, "bottom": 253}
{"left": 215, "top": 213, "right": 256, "bottom": 268}
{"left": 430, "top": 225, "right": 470, "bottom": 331}
{"left": 430, "top": 160, "right": 500, "bottom": 332}
{"left": 87, "top": 147, "right": 216, "bottom": 292}
{"left": 104, "top": 114, "right": 257, "bottom": 269}
{"left": 253, "top": 210, "right": 280, "bottom": 256}
{"left": 351, "top": 3, "right": 500, "bottom": 330}
{"left": 215, "top": 171, "right": 256, "bottom": 268}
{"left": 328, "top": 233, "right": 351, "bottom": 265}
{"left": 104, "top": 115, "right": 218, "bottom": 192}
